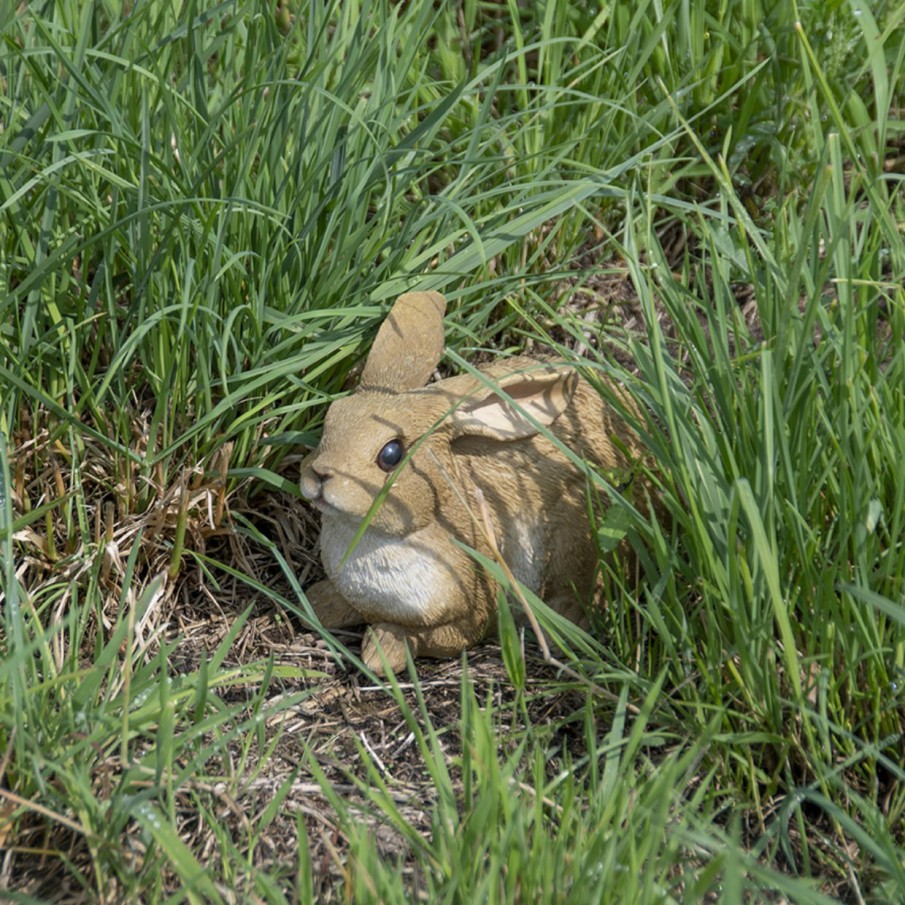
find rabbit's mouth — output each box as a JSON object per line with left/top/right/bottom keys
{"left": 310, "top": 493, "right": 341, "bottom": 515}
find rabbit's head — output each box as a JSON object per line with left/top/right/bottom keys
{"left": 300, "top": 291, "right": 580, "bottom": 536}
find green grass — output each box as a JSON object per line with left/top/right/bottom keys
{"left": 1, "top": 0, "right": 904, "bottom": 901}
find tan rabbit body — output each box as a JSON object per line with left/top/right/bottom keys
{"left": 300, "top": 291, "right": 641, "bottom": 673}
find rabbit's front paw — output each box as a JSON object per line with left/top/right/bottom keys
{"left": 305, "top": 579, "right": 363, "bottom": 629}
{"left": 362, "top": 621, "right": 480, "bottom": 675}
{"left": 362, "top": 623, "right": 410, "bottom": 675}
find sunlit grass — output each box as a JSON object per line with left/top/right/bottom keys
{"left": 1, "top": 0, "right": 903, "bottom": 901}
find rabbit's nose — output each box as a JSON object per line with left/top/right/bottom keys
{"left": 312, "top": 463, "right": 333, "bottom": 481}
{"left": 300, "top": 459, "right": 332, "bottom": 502}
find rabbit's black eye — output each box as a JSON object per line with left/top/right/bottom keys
{"left": 376, "top": 439, "right": 405, "bottom": 472}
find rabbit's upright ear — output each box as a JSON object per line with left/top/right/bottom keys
{"left": 360, "top": 291, "right": 447, "bottom": 391}
{"left": 452, "top": 367, "right": 579, "bottom": 440}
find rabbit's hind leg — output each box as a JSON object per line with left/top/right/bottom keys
{"left": 546, "top": 592, "right": 592, "bottom": 629}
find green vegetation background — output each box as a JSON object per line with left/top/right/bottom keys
{"left": 1, "top": 0, "right": 903, "bottom": 901}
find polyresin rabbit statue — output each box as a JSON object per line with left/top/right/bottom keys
{"left": 300, "top": 291, "right": 643, "bottom": 673}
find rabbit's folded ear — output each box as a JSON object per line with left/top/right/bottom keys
{"left": 451, "top": 367, "right": 579, "bottom": 440}
{"left": 360, "top": 291, "right": 447, "bottom": 391}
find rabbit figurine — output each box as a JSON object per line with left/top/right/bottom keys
{"left": 300, "top": 291, "right": 643, "bottom": 674}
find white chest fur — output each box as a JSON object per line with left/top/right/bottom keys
{"left": 319, "top": 515, "right": 449, "bottom": 625}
